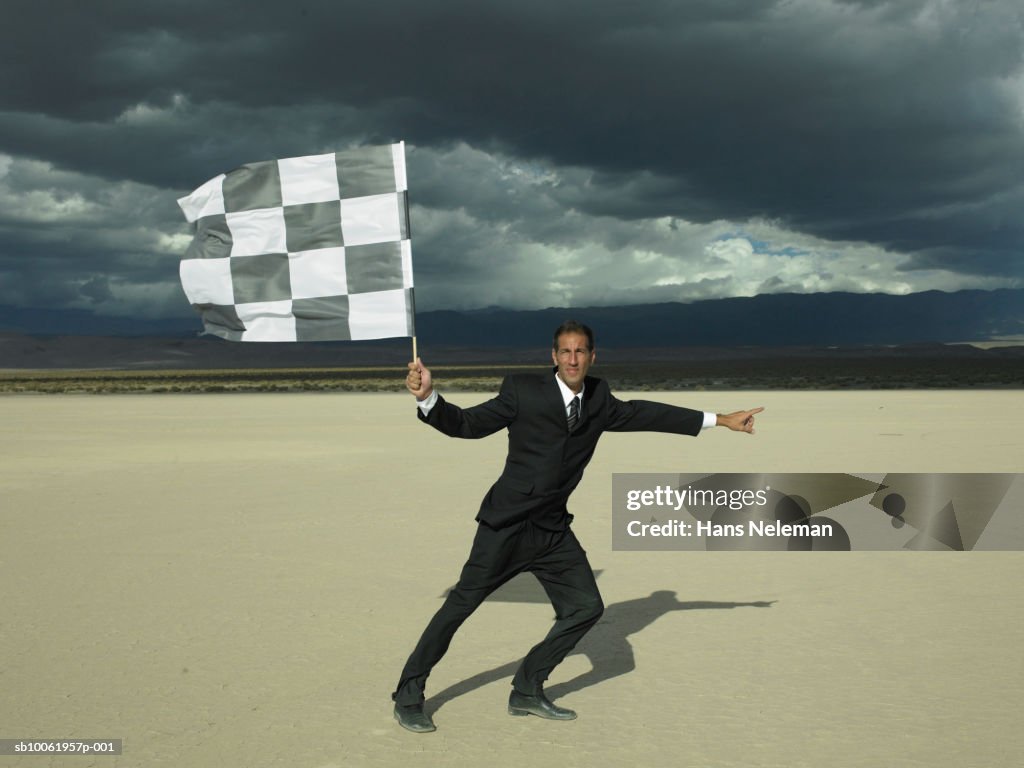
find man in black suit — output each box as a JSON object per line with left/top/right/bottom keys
{"left": 392, "top": 320, "right": 763, "bottom": 733}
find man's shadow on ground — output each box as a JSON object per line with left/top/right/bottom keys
{"left": 425, "top": 584, "right": 775, "bottom": 715}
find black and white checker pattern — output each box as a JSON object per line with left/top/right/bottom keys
{"left": 177, "top": 143, "right": 414, "bottom": 342}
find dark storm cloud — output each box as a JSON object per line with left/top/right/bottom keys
{"left": 0, "top": 0, "right": 1021, "bottom": 319}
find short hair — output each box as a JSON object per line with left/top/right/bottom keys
{"left": 552, "top": 320, "right": 594, "bottom": 351}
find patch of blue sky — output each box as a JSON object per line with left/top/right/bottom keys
{"left": 711, "top": 232, "right": 805, "bottom": 259}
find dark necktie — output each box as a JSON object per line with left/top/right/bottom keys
{"left": 567, "top": 396, "right": 580, "bottom": 431}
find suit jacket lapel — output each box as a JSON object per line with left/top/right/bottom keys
{"left": 575, "top": 375, "right": 595, "bottom": 431}
{"left": 546, "top": 368, "right": 568, "bottom": 428}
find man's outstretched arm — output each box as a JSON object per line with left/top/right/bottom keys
{"left": 604, "top": 387, "right": 764, "bottom": 437}
{"left": 405, "top": 357, "right": 517, "bottom": 438}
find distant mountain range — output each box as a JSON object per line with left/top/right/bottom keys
{"left": 0, "top": 289, "right": 1021, "bottom": 370}
{"left": 418, "top": 289, "right": 1023, "bottom": 347}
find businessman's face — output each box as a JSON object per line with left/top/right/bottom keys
{"left": 552, "top": 332, "right": 595, "bottom": 393}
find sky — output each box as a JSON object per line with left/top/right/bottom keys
{"left": 1, "top": 0, "right": 1022, "bottom": 323}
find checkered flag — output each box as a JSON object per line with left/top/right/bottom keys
{"left": 177, "top": 142, "right": 414, "bottom": 342}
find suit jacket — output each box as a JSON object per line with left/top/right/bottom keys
{"left": 419, "top": 370, "right": 705, "bottom": 529}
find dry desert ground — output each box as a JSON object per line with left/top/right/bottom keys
{"left": 1, "top": 390, "right": 1022, "bottom": 768}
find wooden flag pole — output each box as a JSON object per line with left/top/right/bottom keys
{"left": 412, "top": 335, "right": 418, "bottom": 364}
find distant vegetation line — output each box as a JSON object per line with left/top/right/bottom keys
{"left": 1, "top": 358, "right": 1020, "bottom": 394}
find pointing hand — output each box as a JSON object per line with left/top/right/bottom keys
{"left": 716, "top": 407, "right": 764, "bottom": 434}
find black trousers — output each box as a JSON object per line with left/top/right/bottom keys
{"left": 392, "top": 518, "right": 605, "bottom": 706}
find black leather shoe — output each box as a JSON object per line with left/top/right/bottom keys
{"left": 393, "top": 703, "right": 436, "bottom": 733}
{"left": 508, "top": 689, "right": 577, "bottom": 720}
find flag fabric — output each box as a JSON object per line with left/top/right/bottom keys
{"left": 177, "top": 142, "right": 414, "bottom": 342}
